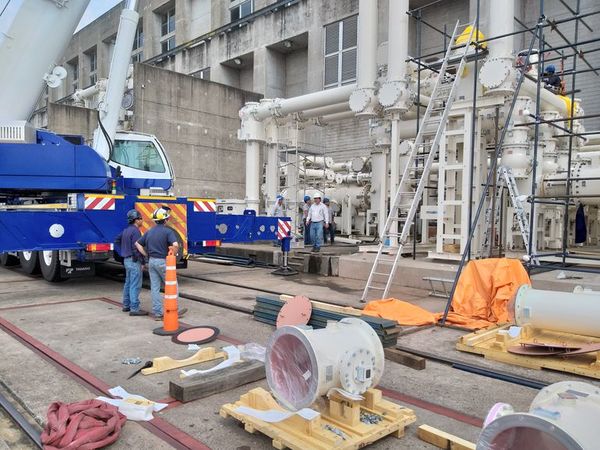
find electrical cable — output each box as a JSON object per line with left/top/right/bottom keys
{"left": 0, "top": 0, "right": 12, "bottom": 18}
{"left": 96, "top": 110, "right": 114, "bottom": 161}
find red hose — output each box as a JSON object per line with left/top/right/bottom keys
{"left": 41, "top": 400, "right": 126, "bottom": 449}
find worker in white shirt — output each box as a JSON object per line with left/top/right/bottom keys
{"left": 269, "top": 194, "right": 285, "bottom": 217}
{"left": 323, "top": 197, "right": 335, "bottom": 245}
{"left": 302, "top": 195, "right": 312, "bottom": 245}
{"left": 306, "top": 193, "right": 329, "bottom": 252}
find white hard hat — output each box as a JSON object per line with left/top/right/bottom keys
{"left": 312, "top": 193, "right": 321, "bottom": 199}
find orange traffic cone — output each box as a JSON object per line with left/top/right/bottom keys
{"left": 153, "top": 246, "right": 185, "bottom": 336}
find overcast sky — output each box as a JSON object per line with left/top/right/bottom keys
{"left": 0, "top": 0, "right": 122, "bottom": 33}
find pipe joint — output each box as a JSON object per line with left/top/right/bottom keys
{"left": 379, "top": 80, "right": 411, "bottom": 113}
{"left": 238, "top": 103, "right": 266, "bottom": 143}
{"left": 349, "top": 87, "right": 380, "bottom": 117}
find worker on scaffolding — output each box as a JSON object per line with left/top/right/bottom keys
{"left": 542, "top": 65, "right": 563, "bottom": 94}
{"left": 323, "top": 197, "right": 336, "bottom": 245}
{"left": 307, "top": 193, "right": 329, "bottom": 253}
{"left": 302, "top": 195, "right": 312, "bottom": 246}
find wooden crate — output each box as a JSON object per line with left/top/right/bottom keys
{"left": 456, "top": 324, "right": 600, "bottom": 379}
{"left": 220, "top": 387, "right": 416, "bottom": 450}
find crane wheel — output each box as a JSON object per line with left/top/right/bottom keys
{"left": 19, "top": 251, "right": 40, "bottom": 275}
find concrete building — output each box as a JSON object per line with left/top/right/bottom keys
{"left": 36, "top": 0, "right": 600, "bottom": 199}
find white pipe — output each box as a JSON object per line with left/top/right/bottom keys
{"left": 521, "top": 78, "right": 569, "bottom": 116}
{"left": 542, "top": 163, "right": 600, "bottom": 206}
{"left": 357, "top": 0, "right": 377, "bottom": 89}
{"left": 0, "top": 0, "right": 92, "bottom": 122}
{"left": 371, "top": 151, "right": 388, "bottom": 237}
{"left": 388, "top": 119, "right": 400, "bottom": 244}
{"left": 488, "top": 0, "right": 514, "bottom": 58}
{"left": 93, "top": 2, "right": 139, "bottom": 160}
{"left": 510, "top": 285, "right": 600, "bottom": 337}
{"left": 265, "top": 144, "right": 279, "bottom": 206}
{"left": 318, "top": 111, "right": 357, "bottom": 124}
{"left": 253, "top": 85, "right": 356, "bottom": 121}
{"left": 301, "top": 102, "right": 350, "bottom": 119}
{"left": 302, "top": 156, "right": 334, "bottom": 169}
{"left": 479, "top": 381, "right": 599, "bottom": 450}
{"left": 245, "top": 142, "right": 261, "bottom": 212}
{"left": 387, "top": 0, "right": 409, "bottom": 82}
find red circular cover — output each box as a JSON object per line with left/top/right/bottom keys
{"left": 276, "top": 295, "right": 312, "bottom": 328}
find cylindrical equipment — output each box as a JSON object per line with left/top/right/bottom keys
{"left": 387, "top": 0, "right": 409, "bottom": 82}
{"left": 265, "top": 318, "right": 385, "bottom": 411}
{"left": 357, "top": 0, "right": 377, "bottom": 89}
{"left": 542, "top": 162, "right": 600, "bottom": 206}
{"left": 487, "top": 0, "right": 514, "bottom": 59}
{"left": 478, "top": 381, "right": 600, "bottom": 450}
{"left": 245, "top": 141, "right": 261, "bottom": 212}
{"left": 509, "top": 284, "right": 600, "bottom": 337}
{"left": 93, "top": 2, "right": 140, "bottom": 160}
{"left": 253, "top": 85, "right": 356, "bottom": 121}
{"left": 0, "top": 0, "right": 92, "bottom": 122}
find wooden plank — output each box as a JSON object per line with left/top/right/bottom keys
{"left": 385, "top": 348, "right": 426, "bottom": 370}
{"left": 417, "top": 424, "right": 476, "bottom": 450}
{"left": 170, "top": 360, "right": 265, "bottom": 403}
{"left": 279, "top": 294, "right": 363, "bottom": 316}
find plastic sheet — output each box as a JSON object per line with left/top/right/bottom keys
{"left": 364, "top": 258, "right": 530, "bottom": 330}
{"left": 234, "top": 405, "right": 319, "bottom": 423}
{"left": 240, "top": 343, "right": 266, "bottom": 362}
{"left": 180, "top": 345, "right": 240, "bottom": 378}
{"left": 96, "top": 386, "right": 167, "bottom": 421}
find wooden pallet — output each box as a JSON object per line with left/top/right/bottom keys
{"left": 220, "top": 387, "right": 416, "bottom": 450}
{"left": 456, "top": 324, "right": 600, "bottom": 379}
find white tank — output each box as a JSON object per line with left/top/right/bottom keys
{"left": 478, "top": 381, "right": 600, "bottom": 450}
{"left": 265, "top": 318, "right": 385, "bottom": 411}
{"left": 509, "top": 284, "right": 600, "bottom": 337}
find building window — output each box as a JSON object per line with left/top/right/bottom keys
{"left": 324, "top": 15, "right": 357, "bottom": 88}
{"left": 132, "top": 52, "right": 144, "bottom": 63}
{"left": 68, "top": 59, "right": 79, "bottom": 92}
{"left": 230, "top": 0, "right": 252, "bottom": 22}
{"left": 86, "top": 48, "right": 97, "bottom": 86}
{"left": 161, "top": 7, "right": 175, "bottom": 36}
{"left": 160, "top": 7, "right": 175, "bottom": 53}
{"left": 133, "top": 23, "right": 144, "bottom": 50}
{"left": 191, "top": 67, "right": 210, "bottom": 80}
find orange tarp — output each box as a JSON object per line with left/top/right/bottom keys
{"left": 363, "top": 258, "right": 531, "bottom": 330}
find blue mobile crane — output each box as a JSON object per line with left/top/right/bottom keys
{"left": 0, "top": 0, "right": 286, "bottom": 281}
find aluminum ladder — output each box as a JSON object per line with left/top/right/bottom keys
{"left": 361, "top": 20, "right": 476, "bottom": 302}
{"left": 481, "top": 166, "right": 534, "bottom": 257}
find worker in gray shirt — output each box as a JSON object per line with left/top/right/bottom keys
{"left": 323, "top": 197, "right": 336, "bottom": 245}
{"left": 302, "top": 195, "right": 312, "bottom": 245}
{"left": 306, "top": 193, "right": 329, "bottom": 252}
{"left": 135, "top": 207, "right": 186, "bottom": 320}
{"left": 269, "top": 194, "right": 285, "bottom": 217}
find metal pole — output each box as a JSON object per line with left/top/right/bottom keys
{"left": 0, "top": 392, "right": 42, "bottom": 449}
{"left": 413, "top": 10, "right": 423, "bottom": 260}
{"left": 527, "top": 0, "right": 545, "bottom": 269}
{"left": 467, "top": 0, "right": 480, "bottom": 261}
{"left": 441, "top": 17, "right": 546, "bottom": 326}
{"left": 561, "top": 0, "right": 581, "bottom": 267}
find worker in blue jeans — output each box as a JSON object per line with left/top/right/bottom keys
{"left": 115, "top": 209, "right": 147, "bottom": 316}
{"left": 306, "top": 193, "right": 329, "bottom": 252}
{"left": 135, "top": 207, "right": 187, "bottom": 320}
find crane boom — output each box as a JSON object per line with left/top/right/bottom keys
{"left": 0, "top": 0, "right": 91, "bottom": 122}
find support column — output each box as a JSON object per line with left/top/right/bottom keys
{"left": 245, "top": 141, "right": 261, "bottom": 212}
{"left": 388, "top": 117, "right": 400, "bottom": 246}
{"left": 265, "top": 143, "right": 279, "bottom": 210}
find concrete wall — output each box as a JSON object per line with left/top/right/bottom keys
{"left": 133, "top": 64, "right": 261, "bottom": 198}
{"left": 47, "top": 103, "right": 98, "bottom": 143}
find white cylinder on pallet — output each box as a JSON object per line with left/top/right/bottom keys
{"left": 509, "top": 284, "right": 600, "bottom": 337}
{"left": 266, "top": 318, "right": 385, "bottom": 411}
{"left": 478, "top": 381, "right": 600, "bottom": 450}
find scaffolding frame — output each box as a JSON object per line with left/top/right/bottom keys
{"left": 405, "top": 0, "right": 600, "bottom": 323}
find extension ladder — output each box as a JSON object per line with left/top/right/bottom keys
{"left": 361, "top": 20, "right": 477, "bottom": 302}
{"left": 481, "top": 166, "right": 534, "bottom": 258}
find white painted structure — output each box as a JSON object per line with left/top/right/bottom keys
{"left": 238, "top": 0, "right": 600, "bottom": 256}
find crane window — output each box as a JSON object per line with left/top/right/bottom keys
{"left": 112, "top": 140, "right": 165, "bottom": 173}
